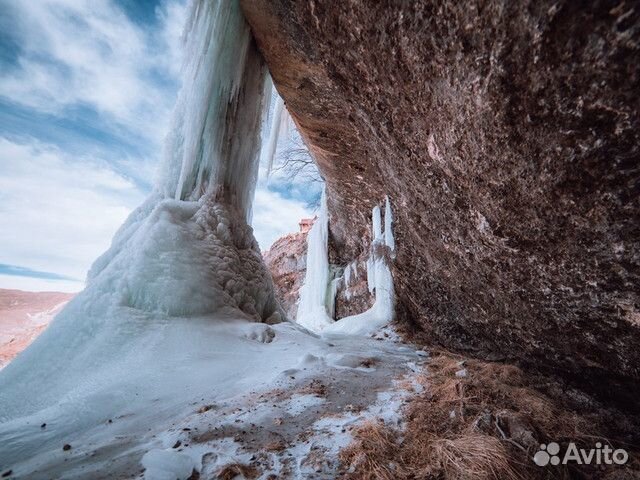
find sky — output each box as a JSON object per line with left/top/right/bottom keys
{"left": 0, "top": 0, "right": 319, "bottom": 293}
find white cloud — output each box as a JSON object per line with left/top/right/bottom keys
{"left": 252, "top": 187, "right": 312, "bottom": 251}
{"left": 0, "top": 137, "right": 145, "bottom": 291}
{"left": 0, "top": 0, "right": 187, "bottom": 291}
{"left": 0, "top": 0, "right": 186, "bottom": 147}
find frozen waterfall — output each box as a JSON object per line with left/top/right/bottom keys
{"left": 296, "top": 194, "right": 396, "bottom": 335}
{"left": 295, "top": 188, "right": 335, "bottom": 332}
{"left": 323, "top": 199, "right": 396, "bottom": 335}
{"left": 158, "top": 0, "right": 268, "bottom": 219}
{"left": 86, "top": 0, "right": 281, "bottom": 322}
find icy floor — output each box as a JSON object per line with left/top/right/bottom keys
{"left": 0, "top": 322, "right": 427, "bottom": 479}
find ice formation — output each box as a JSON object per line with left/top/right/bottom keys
{"left": 372, "top": 204, "right": 383, "bottom": 241}
{"left": 87, "top": 0, "right": 281, "bottom": 322}
{"left": 296, "top": 194, "right": 396, "bottom": 336}
{"left": 344, "top": 262, "right": 353, "bottom": 287}
{"left": 384, "top": 195, "right": 395, "bottom": 252}
{"left": 323, "top": 199, "right": 396, "bottom": 336}
{"left": 327, "top": 275, "right": 342, "bottom": 319}
{"left": 261, "top": 91, "right": 291, "bottom": 176}
{"left": 342, "top": 261, "right": 358, "bottom": 300}
{"left": 295, "top": 189, "right": 335, "bottom": 331}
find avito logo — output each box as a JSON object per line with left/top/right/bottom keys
{"left": 533, "top": 442, "right": 628, "bottom": 466}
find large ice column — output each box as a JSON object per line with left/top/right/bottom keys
{"left": 157, "top": 0, "right": 268, "bottom": 221}
{"left": 85, "top": 0, "right": 281, "bottom": 323}
{"left": 296, "top": 189, "right": 335, "bottom": 332}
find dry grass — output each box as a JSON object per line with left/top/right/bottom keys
{"left": 216, "top": 463, "right": 259, "bottom": 480}
{"left": 296, "top": 379, "right": 328, "bottom": 397}
{"left": 264, "top": 439, "right": 287, "bottom": 452}
{"left": 196, "top": 404, "right": 215, "bottom": 414}
{"left": 359, "top": 357, "right": 379, "bottom": 368}
{"left": 340, "top": 421, "right": 400, "bottom": 480}
{"left": 341, "top": 422, "right": 521, "bottom": 480}
{"left": 339, "top": 350, "right": 640, "bottom": 480}
{"left": 422, "top": 434, "right": 523, "bottom": 480}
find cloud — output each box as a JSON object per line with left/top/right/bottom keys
{"left": 0, "top": 137, "right": 144, "bottom": 291}
{"left": 0, "top": 264, "right": 79, "bottom": 282}
{"left": 0, "top": 0, "right": 186, "bottom": 291}
{"left": 252, "top": 187, "right": 313, "bottom": 251}
{"left": 0, "top": 0, "right": 186, "bottom": 148}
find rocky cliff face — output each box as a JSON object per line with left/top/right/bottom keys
{"left": 332, "top": 258, "right": 374, "bottom": 320}
{"left": 242, "top": 0, "right": 640, "bottom": 409}
{"left": 264, "top": 231, "right": 375, "bottom": 321}
{"left": 263, "top": 232, "right": 308, "bottom": 319}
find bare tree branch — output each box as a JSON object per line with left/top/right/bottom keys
{"left": 272, "top": 133, "right": 323, "bottom": 184}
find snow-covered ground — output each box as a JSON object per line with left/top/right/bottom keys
{"left": 0, "top": 320, "right": 426, "bottom": 479}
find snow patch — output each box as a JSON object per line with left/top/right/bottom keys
{"left": 284, "top": 394, "right": 325, "bottom": 416}
{"left": 142, "top": 449, "right": 195, "bottom": 480}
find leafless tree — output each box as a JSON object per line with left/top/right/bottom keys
{"left": 272, "top": 133, "right": 323, "bottom": 184}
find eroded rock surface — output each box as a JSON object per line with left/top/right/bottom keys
{"left": 264, "top": 232, "right": 308, "bottom": 319}
{"left": 264, "top": 231, "right": 374, "bottom": 321}
{"left": 242, "top": 0, "right": 640, "bottom": 408}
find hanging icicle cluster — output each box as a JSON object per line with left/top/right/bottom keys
{"left": 296, "top": 194, "right": 396, "bottom": 335}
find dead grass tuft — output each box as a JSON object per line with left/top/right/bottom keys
{"left": 216, "top": 463, "right": 259, "bottom": 480}
{"left": 264, "top": 439, "right": 287, "bottom": 452}
{"left": 420, "top": 434, "right": 523, "bottom": 480}
{"left": 359, "top": 357, "right": 378, "bottom": 368}
{"left": 296, "top": 379, "right": 327, "bottom": 397}
{"left": 196, "top": 404, "right": 215, "bottom": 414}
{"left": 339, "top": 421, "right": 400, "bottom": 480}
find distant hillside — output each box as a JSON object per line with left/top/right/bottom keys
{"left": 0, "top": 289, "right": 73, "bottom": 368}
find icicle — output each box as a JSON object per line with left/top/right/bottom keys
{"left": 366, "top": 257, "right": 376, "bottom": 294}
{"left": 296, "top": 188, "right": 335, "bottom": 332}
{"left": 384, "top": 196, "right": 395, "bottom": 252}
{"left": 327, "top": 277, "right": 341, "bottom": 319}
{"left": 261, "top": 93, "right": 287, "bottom": 177}
{"left": 323, "top": 200, "right": 395, "bottom": 336}
{"left": 343, "top": 261, "right": 357, "bottom": 300}
{"left": 372, "top": 205, "right": 383, "bottom": 242}
{"left": 344, "top": 263, "right": 352, "bottom": 287}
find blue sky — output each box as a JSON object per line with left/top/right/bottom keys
{"left": 0, "top": 0, "right": 317, "bottom": 292}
